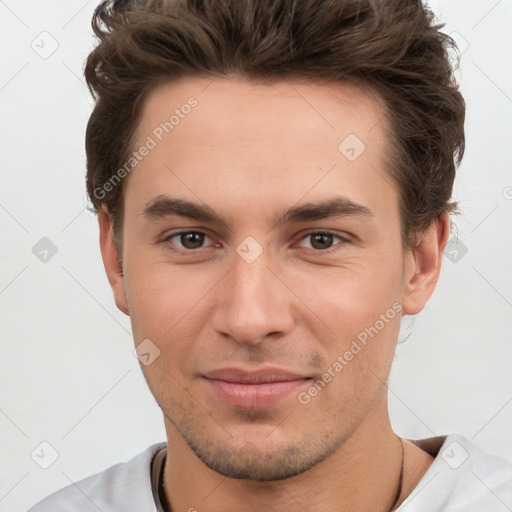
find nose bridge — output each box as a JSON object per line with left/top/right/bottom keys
{"left": 212, "top": 244, "right": 293, "bottom": 344}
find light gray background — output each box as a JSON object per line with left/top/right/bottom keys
{"left": 1, "top": 1, "right": 511, "bottom": 510}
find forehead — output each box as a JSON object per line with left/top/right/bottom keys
{"left": 126, "top": 76, "right": 397, "bottom": 228}
{"left": 139, "top": 76, "right": 388, "bottom": 151}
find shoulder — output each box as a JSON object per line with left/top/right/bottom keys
{"left": 27, "top": 443, "right": 166, "bottom": 512}
{"left": 400, "top": 433, "right": 512, "bottom": 511}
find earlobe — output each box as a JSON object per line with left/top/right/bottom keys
{"left": 402, "top": 214, "right": 450, "bottom": 316}
{"left": 98, "top": 207, "right": 129, "bottom": 316}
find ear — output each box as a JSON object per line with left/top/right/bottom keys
{"left": 98, "top": 207, "right": 129, "bottom": 316}
{"left": 402, "top": 214, "right": 450, "bottom": 316}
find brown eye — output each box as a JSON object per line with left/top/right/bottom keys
{"left": 179, "top": 232, "right": 205, "bottom": 249}
{"left": 164, "top": 231, "right": 212, "bottom": 251}
{"left": 309, "top": 233, "right": 335, "bottom": 250}
{"left": 299, "top": 231, "right": 346, "bottom": 252}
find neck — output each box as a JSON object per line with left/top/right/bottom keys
{"left": 160, "top": 395, "right": 432, "bottom": 512}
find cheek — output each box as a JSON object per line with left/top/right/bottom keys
{"left": 123, "top": 257, "right": 217, "bottom": 351}
{"left": 288, "top": 256, "right": 403, "bottom": 332}
{"left": 288, "top": 257, "right": 404, "bottom": 395}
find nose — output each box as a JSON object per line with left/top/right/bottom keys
{"left": 211, "top": 245, "right": 294, "bottom": 345}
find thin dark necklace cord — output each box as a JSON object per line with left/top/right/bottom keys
{"left": 388, "top": 436, "right": 405, "bottom": 512}
{"left": 157, "top": 452, "right": 168, "bottom": 511}
{"left": 157, "top": 437, "right": 405, "bottom": 512}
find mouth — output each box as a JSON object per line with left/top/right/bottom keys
{"left": 201, "top": 367, "right": 312, "bottom": 410}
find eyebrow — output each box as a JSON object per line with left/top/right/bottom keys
{"left": 141, "top": 194, "right": 372, "bottom": 228}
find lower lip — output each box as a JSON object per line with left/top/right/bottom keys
{"left": 203, "top": 377, "right": 309, "bottom": 409}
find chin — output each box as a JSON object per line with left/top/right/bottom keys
{"left": 172, "top": 414, "right": 344, "bottom": 481}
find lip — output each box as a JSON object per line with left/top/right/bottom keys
{"left": 202, "top": 367, "right": 311, "bottom": 409}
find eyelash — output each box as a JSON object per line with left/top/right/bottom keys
{"left": 161, "top": 230, "right": 349, "bottom": 255}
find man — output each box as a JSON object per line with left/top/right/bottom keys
{"left": 29, "top": 0, "right": 512, "bottom": 510}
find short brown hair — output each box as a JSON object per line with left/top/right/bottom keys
{"left": 84, "top": 0, "right": 465, "bottom": 253}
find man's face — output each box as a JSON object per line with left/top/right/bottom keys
{"left": 115, "top": 77, "right": 412, "bottom": 479}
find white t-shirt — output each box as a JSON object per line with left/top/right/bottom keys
{"left": 28, "top": 433, "right": 512, "bottom": 511}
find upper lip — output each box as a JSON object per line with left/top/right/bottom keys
{"left": 202, "top": 367, "right": 310, "bottom": 384}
